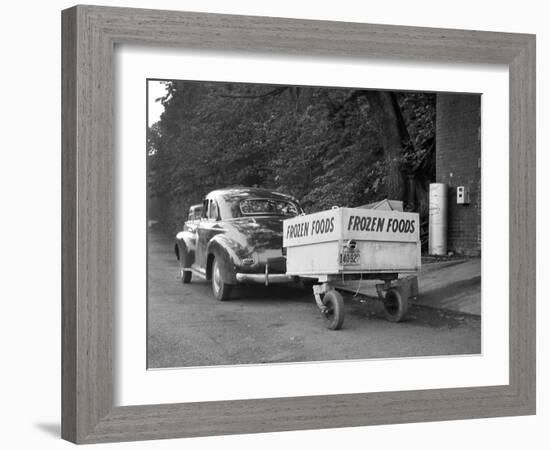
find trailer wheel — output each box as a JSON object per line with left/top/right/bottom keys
{"left": 322, "top": 290, "right": 345, "bottom": 330}
{"left": 383, "top": 287, "right": 408, "bottom": 322}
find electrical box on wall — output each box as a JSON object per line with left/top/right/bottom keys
{"left": 457, "top": 186, "right": 470, "bottom": 204}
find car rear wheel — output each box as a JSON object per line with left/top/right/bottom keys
{"left": 212, "top": 256, "right": 233, "bottom": 301}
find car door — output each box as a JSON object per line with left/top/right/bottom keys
{"left": 195, "top": 197, "right": 223, "bottom": 272}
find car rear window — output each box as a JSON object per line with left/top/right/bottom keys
{"left": 188, "top": 206, "right": 203, "bottom": 220}
{"left": 239, "top": 198, "right": 299, "bottom": 217}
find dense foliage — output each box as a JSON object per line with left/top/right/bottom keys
{"left": 148, "top": 81, "right": 435, "bottom": 232}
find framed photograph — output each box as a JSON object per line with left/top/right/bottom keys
{"left": 62, "top": 5, "right": 535, "bottom": 444}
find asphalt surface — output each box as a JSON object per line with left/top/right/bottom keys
{"left": 147, "top": 229, "right": 481, "bottom": 368}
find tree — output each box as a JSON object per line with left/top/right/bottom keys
{"left": 147, "top": 80, "right": 435, "bottom": 232}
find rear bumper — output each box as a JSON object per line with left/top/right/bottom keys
{"left": 235, "top": 273, "right": 295, "bottom": 285}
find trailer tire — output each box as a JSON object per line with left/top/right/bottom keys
{"left": 322, "top": 290, "right": 345, "bottom": 330}
{"left": 383, "top": 287, "right": 408, "bottom": 322}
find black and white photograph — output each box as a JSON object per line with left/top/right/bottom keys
{"left": 146, "top": 79, "right": 482, "bottom": 369}
{"left": 2, "top": 0, "right": 544, "bottom": 447}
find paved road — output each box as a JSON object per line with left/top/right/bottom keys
{"left": 147, "top": 229, "right": 480, "bottom": 368}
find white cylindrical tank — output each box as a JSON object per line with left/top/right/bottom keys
{"left": 429, "top": 183, "right": 447, "bottom": 255}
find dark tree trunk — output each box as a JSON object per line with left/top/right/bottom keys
{"left": 365, "top": 91, "right": 409, "bottom": 201}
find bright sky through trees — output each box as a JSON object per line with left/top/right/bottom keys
{"left": 147, "top": 80, "right": 167, "bottom": 126}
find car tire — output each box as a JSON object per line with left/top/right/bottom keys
{"left": 211, "top": 256, "right": 233, "bottom": 301}
{"left": 321, "top": 290, "right": 345, "bottom": 330}
{"left": 180, "top": 268, "right": 192, "bottom": 284}
{"left": 178, "top": 245, "right": 192, "bottom": 284}
{"left": 383, "top": 287, "right": 408, "bottom": 322}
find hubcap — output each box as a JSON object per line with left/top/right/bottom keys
{"left": 212, "top": 261, "right": 221, "bottom": 293}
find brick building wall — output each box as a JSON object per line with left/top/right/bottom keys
{"left": 435, "top": 94, "right": 481, "bottom": 256}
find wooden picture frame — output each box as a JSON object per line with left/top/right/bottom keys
{"left": 61, "top": 5, "right": 536, "bottom": 444}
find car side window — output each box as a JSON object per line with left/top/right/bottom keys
{"left": 208, "top": 200, "right": 220, "bottom": 221}
{"left": 201, "top": 199, "right": 208, "bottom": 219}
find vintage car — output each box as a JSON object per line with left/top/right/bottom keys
{"left": 183, "top": 204, "right": 203, "bottom": 233}
{"left": 174, "top": 187, "right": 303, "bottom": 300}
{"left": 187, "top": 203, "right": 203, "bottom": 222}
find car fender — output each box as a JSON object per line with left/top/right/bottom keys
{"left": 206, "top": 235, "right": 241, "bottom": 284}
{"left": 175, "top": 230, "right": 196, "bottom": 267}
